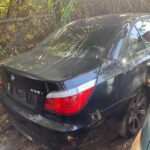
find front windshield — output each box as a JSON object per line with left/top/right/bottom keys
{"left": 39, "top": 21, "right": 119, "bottom": 59}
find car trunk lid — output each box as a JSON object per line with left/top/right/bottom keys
{"left": 2, "top": 68, "right": 60, "bottom": 112}
{"left": 2, "top": 49, "right": 100, "bottom": 82}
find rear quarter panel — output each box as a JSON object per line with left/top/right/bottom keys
{"left": 85, "top": 58, "right": 148, "bottom": 119}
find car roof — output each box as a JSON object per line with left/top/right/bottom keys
{"left": 66, "top": 13, "right": 150, "bottom": 30}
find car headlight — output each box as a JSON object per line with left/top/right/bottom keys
{"left": 131, "top": 130, "right": 142, "bottom": 150}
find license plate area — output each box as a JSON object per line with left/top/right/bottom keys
{"left": 3, "top": 70, "right": 47, "bottom": 111}
{"left": 16, "top": 88, "right": 26, "bottom": 98}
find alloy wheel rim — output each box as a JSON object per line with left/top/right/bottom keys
{"left": 128, "top": 93, "right": 147, "bottom": 134}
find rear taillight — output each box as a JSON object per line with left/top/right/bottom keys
{"left": 44, "top": 79, "right": 96, "bottom": 115}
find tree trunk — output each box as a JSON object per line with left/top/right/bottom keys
{"left": 6, "top": 0, "right": 13, "bottom": 18}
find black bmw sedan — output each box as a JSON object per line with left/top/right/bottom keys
{"left": 1, "top": 14, "right": 150, "bottom": 149}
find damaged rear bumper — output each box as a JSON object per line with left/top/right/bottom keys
{"left": 0, "top": 92, "right": 90, "bottom": 149}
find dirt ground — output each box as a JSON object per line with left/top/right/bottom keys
{"left": 0, "top": 104, "right": 133, "bottom": 150}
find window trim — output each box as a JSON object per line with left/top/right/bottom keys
{"left": 126, "top": 24, "right": 146, "bottom": 53}
{"left": 108, "top": 23, "right": 131, "bottom": 60}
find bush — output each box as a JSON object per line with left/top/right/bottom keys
{"left": 0, "top": 0, "right": 150, "bottom": 60}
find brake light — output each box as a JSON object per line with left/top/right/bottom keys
{"left": 44, "top": 79, "right": 96, "bottom": 115}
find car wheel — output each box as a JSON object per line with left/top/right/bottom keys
{"left": 119, "top": 89, "right": 149, "bottom": 137}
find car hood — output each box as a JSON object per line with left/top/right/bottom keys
{"left": 1, "top": 50, "right": 100, "bottom": 82}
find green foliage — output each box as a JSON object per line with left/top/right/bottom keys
{"left": 46, "top": 0, "right": 78, "bottom": 27}
{"left": 1, "top": 0, "right": 150, "bottom": 60}
{"left": 60, "top": 0, "right": 77, "bottom": 26}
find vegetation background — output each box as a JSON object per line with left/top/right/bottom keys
{"left": 0, "top": 0, "right": 150, "bottom": 60}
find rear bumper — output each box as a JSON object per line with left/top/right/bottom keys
{"left": 0, "top": 92, "right": 89, "bottom": 149}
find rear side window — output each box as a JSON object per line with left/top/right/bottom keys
{"left": 136, "top": 17, "right": 150, "bottom": 48}
{"left": 128, "top": 27, "right": 145, "bottom": 52}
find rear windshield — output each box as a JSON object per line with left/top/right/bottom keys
{"left": 39, "top": 22, "right": 119, "bottom": 59}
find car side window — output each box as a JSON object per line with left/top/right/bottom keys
{"left": 135, "top": 17, "right": 150, "bottom": 48}
{"left": 110, "top": 32, "right": 124, "bottom": 60}
{"left": 121, "top": 26, "right": 145, "bottom": 66}
{"left": 110, "top": 23, "right": 130, "bottom": 60}
{"left": 128, "top": 26, "right": 145, "bottom": 52}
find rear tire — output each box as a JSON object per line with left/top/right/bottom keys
{"left": 119, "top": 88, "right": 149, "bottom": 137}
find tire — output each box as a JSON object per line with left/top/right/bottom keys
{"left": 119, "top": 88, "right": 149, "bottom": 137}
